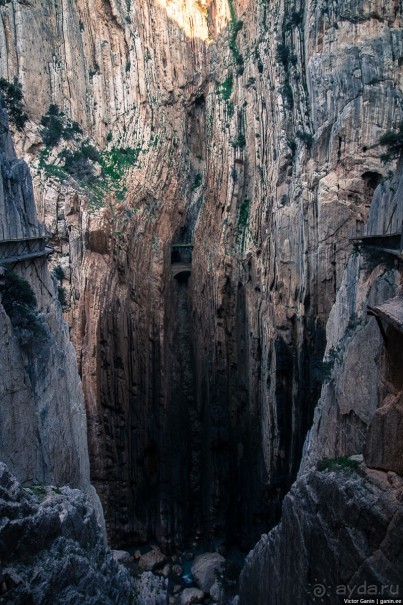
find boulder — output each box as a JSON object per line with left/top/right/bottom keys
{"left": 139, "top": 546, "right": 167, "bottom": 572}
{"left": 112, "top": 550, "right": 131, "bottom": 563}
{"left": 171, "top": 564, "right": 183, "bottom": 577}
{"left": 210, "top": 580, "right": 224, "bottom": 602}
{"left": 179, "top": 587, "right": 204, "bottom": 605}
{"left": 191, "top": 553, "right": 225, "bottom": 593}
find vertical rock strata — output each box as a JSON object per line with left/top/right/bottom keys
{"left": 0, "top": 0, "right": 402, "bottom": 551}
{"left": 0, "top": 101, "right": 100, "bottom": 518}
{"left": 239, "top": 466, "right": 403, "bottom": 605}
{"left": 239, "top": 158, "right": 403, "bottom": 602}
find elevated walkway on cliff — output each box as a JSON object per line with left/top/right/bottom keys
{"left": 349, "top": 223, "right": 403, "bottom": 259}
{"left": 368, "top": 295, "right": 403, "bottom": 343}
{"left": 171, "top": 243, "right": 193, "bottom": 278}
{"left": 0, "top": 237, "right": 53, "bottom": 266}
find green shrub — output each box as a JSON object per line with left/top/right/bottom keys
{"left": 52, "top": 265, "right": 65, "bottom": 281}
{"left": 40, "top": 105, "right": 64, "bottom": 146}
{"left": 81, "top": 143, "right": 100, "bottom": 162}
{"left": 0, "top": 269, "right": 45, "bottom": 338}
{"left": 286, "top": 11, "right": 303, "bottom": 28}
{"left": 25, "top": 484, "right": 48, "bottom": 501}
{"left": 61, "top": 143, "right": 100, "bottom": 182}
{"left": 57, "top": 285, "right": 68, "bottom": 309}
{"left": 217, "top": 74, "right": 234, "bottom": 101}
{"left": 0, "top": 269, "right": 37, "bottom": 313}
{"left": 238, "top": 198, "right": 250, "bottom": 230}
{"left": 281, "top": 82, "right": 294, "bottom": 107}
{"left": 296, "top": 130, "right": 314, "bottom": 148}
{"left": 317, "top": 456, "right": 360, "bottom": 472}
{"left": 285, "top": 139, "right": 297, "bottom": 161}
{"left": 379, "top": 121, "right": 403, "bottom": 161}
{"left": 0, "top": 77, "right": 28, "bottom": 130}
{"left": 40, "top": 104, "right": 82, "bottom": 147}
{"left": 231, "top": 133, "right": 246, "bottom": 149}
{"left": 61, "top": 150, "right": 92, "bottom": 181}
{"left": 276, "top": 43, "right": 290, "bottom": 68}
{"left": 192, "top": 172, "right": 202, "bottom": 191}
{"left": 314, "top": 346, "right": 342, "bottom": 383}
{"left": 227, "top": 0, "right": 244, "bottom": 68}
{"left": 99, "top": 145, "right": 141, "bottom": 181}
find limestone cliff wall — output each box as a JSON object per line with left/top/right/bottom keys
{"left": 239, "top": 155, "right": 403, "bottom": 603}
{"left": 0, "top": 0, "right": 402, "bottom": 549}
{"left": 0, "top": 463, "right": 138, "bottom": 605}
{"left": 0, "top": 101, "right": 101, "bottom": 523}
{"left": 301, "top": 158, "right": 403, "bottom": 471}
{"left": 239, "top": 464, "right": 403, "bottom": 605}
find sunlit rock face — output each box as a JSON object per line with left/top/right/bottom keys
{"left": 0, "top": 0, "right": 402, "bottom": 550}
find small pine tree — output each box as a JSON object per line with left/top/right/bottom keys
{"left": 379, "top": 121, "right": 403, "bottom": 161}
{"left": 0, "top": 77, "right": 28, "bottom": 130}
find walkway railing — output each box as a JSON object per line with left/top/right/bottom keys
{"left": 0, "top": 237, "right": 53, "bottom": 265}
{"left": 349, "top": 222, "right": 403, "bottom": 258}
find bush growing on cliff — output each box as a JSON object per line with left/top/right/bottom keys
{"left": 379, "top": 121, "right": 403, "bottom": 161}
{"left": 276, "top": 43, "right": 290, "bottom": 68}
{"left": 52, "top": 265, "right": 65, "bottom": 282}
{"left": 0, "top": 77, "right": 28, "bottom": 130}
{"left": 61, "top": 144, "right": 100, "bottom": 183}
{"left": 99, "top": 145, "right": 141, "bottom": 183}
{"left": 227, "top": 0, "right": 244, "bottom": 70}
{"left": 192, "top": 172, "right": 202, "bottom": 191}
{"left": 40, "top": 105, "right": 64, "bottom": 146}
{"left": 217, "top": 74, "right": 234, "bottom": 101}
{"left": 317, "top": 456, "right": 360, "bottom": 473}
{"left": 40, "top": 104, "right": 82, "bottom": 147}
{"left": 57, "top": 286, "right": 68, "bottom": 309}
{"left": 0, "top": 269, "right": 46, "bottom": 340}
{"left": 0, "top": 269, "right": 37, "bottom": 313}
{"left": 296, "top": 130, "right": 313, "bottom": 148}
{"left": 315, "top": 345, "right": 342, "bottom": 383}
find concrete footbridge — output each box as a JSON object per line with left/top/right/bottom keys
{"left": 171, "top": 243, "right": 193, "bottom": 278}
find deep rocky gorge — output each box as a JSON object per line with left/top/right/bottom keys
{"left": 0, "top": 0, "right": 402, "bottom": 602}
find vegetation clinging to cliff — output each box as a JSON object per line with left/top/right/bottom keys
{"left": 0, "top": 77, "right": 28, "bottom": 130}
{"left": 0, "top": 269, "right": 46, "bottom": 341}
{"left": 38, "top": 104, "right": 142, "bottom": 208}
{"left": 227, "top": 0, "right": 244, "bottom": 71}
{"left": 379, "top": 121, "right": 403, "bottom": 161}
{"left": 40, "top": 104, "right": 82, "bottom": 146}
{"left": 317, "top": 456, "right": 360, "bottom": 472}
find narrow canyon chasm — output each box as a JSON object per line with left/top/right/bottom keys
{"left": 0, "top": 0, "right": 402, "bottom": 603}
